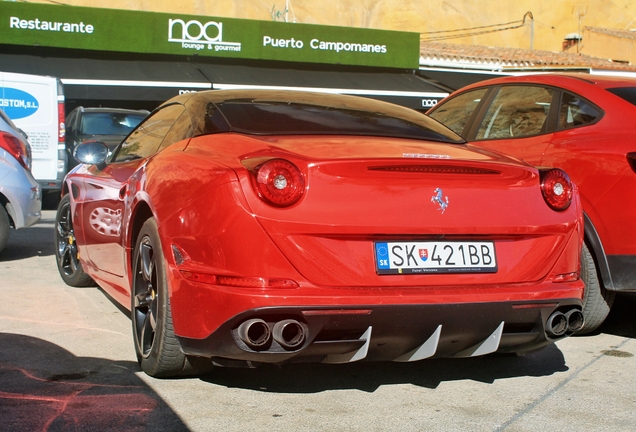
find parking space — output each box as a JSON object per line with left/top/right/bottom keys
{"left": 0, "top": 210, "right": 635, "bottom": 431}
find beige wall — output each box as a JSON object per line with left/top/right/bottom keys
{"left": 579, "top": 30, "right": 636, "bottom": 64}
{"left": 23, "top": 0, "right": 636, "bottom": 53}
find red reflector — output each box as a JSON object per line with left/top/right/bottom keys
{"left": 267, "top": 279, "right": 301, "bottom": 288}
{"left": 552, "top": 271, "right": 580, "bottom": 283}
{"left": 540, "top": 168, "right": 573, "bottom": 211}
{"left": 302, "top": 309, "right": 373, "bottom": 316}
{"left": 180, "top": 271, "right": 298, "bottom": 288}
{"left": 180, "top": 271, "right": 217, "bottom": 285}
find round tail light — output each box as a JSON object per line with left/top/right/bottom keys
{"left": 254, "top": 159, "right": 305, "bottom": 207}
{"left": 540, "top": 168, "right": 573, "bottom": 211}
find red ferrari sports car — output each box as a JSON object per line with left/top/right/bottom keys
{"left": 55, "top": 90, "right": 584, "bottom": 378}
{"left": 428, "top": 73, "right": 636, "bottom": 334}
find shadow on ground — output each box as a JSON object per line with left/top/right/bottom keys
{"left": 597, "top": 292, "right": 636, "bottom": 339}
{"left": 202, "top": 344, "right": 567, "bottom": 393}
{"left": 0, "top": 333, "right": 189, "bottom": 432}
{"left": 0, "top": 225, "right": 56, "bottom": 261}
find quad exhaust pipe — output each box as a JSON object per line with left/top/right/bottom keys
{"left": 237, "top": 318, "right": 307, "bottom": 351}
{"left": 546, "top": 309, "right": 584, "bottom": 337}
{"left": 564, "top": 310, "right": 584, "bottom": 333}
{"left": 237, "top": 318, "right": 271, "bottom": 350}
{"left": 272, "top": 319, "right": 307, "bottom": 350}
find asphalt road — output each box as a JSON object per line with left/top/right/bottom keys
{"left": 1, "top": 210, "right": 635, "bottom": 431}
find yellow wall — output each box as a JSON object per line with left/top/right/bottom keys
{"left": 579, "top": 30, "right": 636, "bottom": 64}
{"left": 21, "top": 0, "right": 636, "bottom": 53}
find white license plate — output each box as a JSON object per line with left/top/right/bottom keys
{"left": 374, "top": 241, "right": 497, "bottom": 274}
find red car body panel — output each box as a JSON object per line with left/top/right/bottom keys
{"left": 61, "top": 90, "right": 584, "bottom": 365}
{"left": 429, "top": 73, "right": 636, "bottom": 292}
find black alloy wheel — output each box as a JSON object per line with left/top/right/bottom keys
{"left": 131, "top": 217, "right": 212, "bottom": 378}
{"left": 54, "top": 195, "right": 93, "bottom": 287}
{"left": 133, "top": 233, "right": 160, "bottom": 360}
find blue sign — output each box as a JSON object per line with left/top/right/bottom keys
{"left": 0, "top": 87, "right": 39, "bottom": 119}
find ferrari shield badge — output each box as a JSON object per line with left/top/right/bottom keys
{"left": 431, "top": 188, "right": 449, "bottom": 214}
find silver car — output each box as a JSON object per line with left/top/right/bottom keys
{"left": 0, "top": 108, "right": 41, "bottom": 253}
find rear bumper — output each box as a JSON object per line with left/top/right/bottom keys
{"left": 176, "top": 297, "right": 583, "bottom": 365}
{"left": 0, "top": 158, "right": 41, "bottom": 229}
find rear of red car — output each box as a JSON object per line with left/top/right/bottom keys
{"left": 152, "top": 116, "right": 583, "bottom": 364}
{"left": 426, "top": 73, "right": 636, "bottom": 334}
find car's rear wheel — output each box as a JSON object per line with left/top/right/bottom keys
{"left": 576, "top": 243, "right": 615, "bottom": 334}
{"left": 0, "top": 205, "right": 10, "bottom": 254}
{"left": 54, "top": 195, "right": 94, "bottom": 287}
{"left": 131, "top": 217, "right": 212, "bottom": 378}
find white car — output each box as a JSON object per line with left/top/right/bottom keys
{"left": 0, "top": 108, "right": 41, "bottom": 253}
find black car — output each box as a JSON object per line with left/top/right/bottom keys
{"left": 65, "top": 106, "right": 148, "bottom": 169}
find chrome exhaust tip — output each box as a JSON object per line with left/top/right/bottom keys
{"left": 272, "top": 319, "right": 307, "bottom": 350}
{"left": 565, "top": 309, "right": 585, "bottom": 334}
{"left": 237, "top": 318, "right": 272, "bottom": 350}
{"left": 546, "top": 311, "right": 568, "bottom": 338}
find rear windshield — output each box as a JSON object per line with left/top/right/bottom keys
{"left": 606, "top": 87, "right": 636, "bottom": 106}
{"left": 202, "top": 101, "right": 464, "bottom": 144}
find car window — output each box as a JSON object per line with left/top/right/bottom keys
{"left": 157, "top": 109, "right": 194, "bottom": 152}
{"left": 558, "top": 92, "right": 601, "bottom": 130}
{"left": 198, "top": 100, "right": 465, "bottom": 144}
{"left": 80, "top": 112, "right": 146, "bottom": 136}
{"left": 113, "top": 104, "right": 185, "bottom": 163}
{"left": 65, "top": 111, "right": 76, "bottom": 135}
{"left": 476, "top": 86, "right": 553, "bottom": 140}
{"left": 428, "top": 88, "right": 488, "bottom": 136}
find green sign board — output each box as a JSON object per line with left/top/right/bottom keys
{"left": 0, "top": 2, "right": 420, "bottom": 69}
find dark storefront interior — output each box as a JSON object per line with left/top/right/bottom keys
{"left": 1, "top": 46, "right": 457, "bottom": 116}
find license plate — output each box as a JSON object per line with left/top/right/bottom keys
{"left": 374, "top": 241, "right": 497, "bottom": 275}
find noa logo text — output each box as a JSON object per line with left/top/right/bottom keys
{"left": 168, "top": 19, "right": 223, "bottom": 42}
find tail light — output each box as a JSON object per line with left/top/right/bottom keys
{"left": 58, "top": 101, "right": 66, "bottom": 141}
{"left": 0, "top": 132, "right": 30, "bottom": 171}
{"left": 58, "top": 101, "right": 67, "bottom": 175}
{"left": 540, "top": 168, "right": 573, "bottom": 211}
{"left": 627, "top": 152, "right": 636, "bottom": 173}
{"left": 252, "top": 159, "right": 305, "bottom": 207}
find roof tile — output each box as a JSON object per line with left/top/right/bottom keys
{"left": 420, "top": 41, "right": 636, "bottom": 71}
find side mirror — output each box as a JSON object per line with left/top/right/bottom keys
{"left": 73, "top": 141, "right": 109, "bottom": 165}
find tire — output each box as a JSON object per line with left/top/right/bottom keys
{"left": 54, "top": 195, "right": 94, "bottom": 287}
{"left": 576, "top": 243, "right": 615, "bottom": 335}
{"left": 0, "top": 205, "right": 10, "bottom": 254}
{"left": 131, "top": 217, "right": 213, "bottom": 378}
